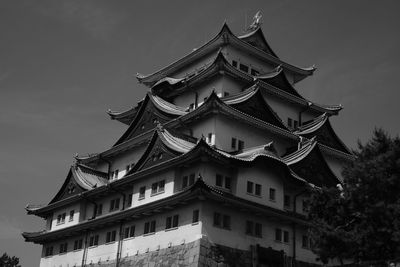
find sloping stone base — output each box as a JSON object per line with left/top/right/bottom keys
{"left": 83, "top": 237, "right": 253, "bottom": 267}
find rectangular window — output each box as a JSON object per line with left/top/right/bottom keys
{"left": 126, "top": 164, "right": 131, "bottom": 172}
{"left": 288, "top": 118, "right": 293, "bottom": 128}
{"left": 110, "top": 198, "right": 120, "bottom": 211}
{"left": 283, "top": 230, "right": 289, "bottom": 243}
{"left": 238, "top": 140, "right": 244, "bottom": 150}
{"left": 275, "top": 228, "right": 282, "bottom": 241}
{"left": 69, "top": 210, "right": 74, "bottom": 221}
{"left": 144, "top": 220, "right": 156, "bottom": 234}
{"left": 213, "top": 212, "right": 221, "bottom": 227}
{"left": 151, "top": 182, "right": 158, "bottom": 194}
{"left": 216, "top": 174, "right": 223, "bottom": 187}
{"left": 109, "top": 171, "right": 114, "bottom": 180}
{"left": 182, "top": 176, "right": 188, "bottom": 189}
{"left": 139, "top": 186, "right": 146, "bottom": 199}
{"left": 223, "top": 92, "right": 230, "bottom": 97}
{"left": 239, "top": 63, "right": 249, "bottom": 73}
{"left": 255, "top": 223, "right": 262, "bottom": 237}
{"left": 96, "top": 204, "right": 103, "bottom": 216}
{"left": 166, "top": 216, "right": 172, "bottom": 229}
{"left": 294, "top": 120, "right": 298, "bottom": 129}
{"left": 73, "top": 239, "right": 83, "bottom": 250}
{"left": 231, "top": 138, "right": 236, "bottom": 149}
{"left": 57, "top": 213, "right": 66, "bottom": 224}
{"left": 189, "top": 173, "right": 195, "bottom": 186}
{"left": 124, "top": 226, "right": 136, "bottom": 239}
{"left": 166, "top": 214, "right": 179, "bottom": 229}
{"left": 225, "top": 177, "right": 231, "bottom": 190}
{"left": 255, "top": 184, "right": 262, "bottom": 196}
{"left": 232, "top": 60, "right": 238, "bottom": 68}
{"left": 245, "top": 220, "right": 254, "bottom": 235}
{"left": 106, "top": 230, "right": 117, "bottom": 243}
{"left": 45, "top": 246, "right": 53, "bottom": 257}
{"left": 247, "top": 181, "right": 254, "bottom": 194}
{"left": 251, "top": 68, "right": 259, "bottom": 76}
{"left": 59, "top": 242, "right": 68, "bottom": 254}
{"left": 151, "top": 180, "right": 165, "bottom": 195}
{"left": 127, "top": 193, "right": 133, "bottom": 207}
{"left": 192, "top": 209, "right": 199, "bottom": 223}
{"left": 246, "top": 221, "right": 262, "bottom": 237}
{"left": 114, "top": 169, "right": 119, "bottom": 179}
{"left": 124, "top": 227, "right": 130, "bottom": 239}
{"left": 129, "top": 225, "right": 135, "bottom": 238}
{"left": 302, "top": 235, "right": 309, "bottom": 248}
{"left": 269, "top": 188, "right": 276, "bottom": 201}
{"left": 284, "top": 195, "right": 291, "bottom": 208}
{"left": 222, "top": 215, "right": 231, "bottom": 229}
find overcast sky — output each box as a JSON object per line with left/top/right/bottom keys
{"left": 1, "top": 1, "right": 399, "bottom": 265}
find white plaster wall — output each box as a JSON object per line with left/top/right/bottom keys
{"left": 84, "top": 190, "right": 133, "bottom": 221}
{"left": 121, "top": 203, "right": 202, "bottom": 257}
{"left": 131, "top": 170, "right": 175, "bottom": 208}
{"left": 40, "top": 203, "right": 202, "bottom": 267}
{"left": 262, "top": 92, "right": 319, "bottom": 128}
{"left": 173, "top": 76, "right": 223, "bottom": 108}
{"left": 171, "top": 52, "right": 215, "bottom": 78}
{"left": 215, "top": 114, "right": 294, "bottom": 155}
{"left": 236, "top": 162, "right": 284, "bottom": 210}
{"left": 51, "top": 203, "right": 81, "bottom": 231}
{"left": 226, "top": 46, "right": 276, "bottom": 75}
{"left": 201, "top": 201, "right": 319, "bottom": 264}
{"left": 39, "top": 236, "right": 84, "bottom": 267}
{"left": 85, "top": 225, "right": 120, "bottom": 265}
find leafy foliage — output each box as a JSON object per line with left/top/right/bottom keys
{"left": 308, "top": 128, "right": 400, "bottom": 264}
{"left": 0, "top": 253, "right": 20, "bottom": 267}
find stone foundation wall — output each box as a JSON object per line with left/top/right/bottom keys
{"left": 82, "top": 237, "right": 253, "bottom": 267}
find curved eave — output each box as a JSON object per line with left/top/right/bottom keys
{"left": 223, "top": 84, "right": 289, "bottom": 130}
{"left": 137, "top": 22, "right": 315, "bottom": 87}
{"left": 171, "top": 91, "right": 298, "bottom": 141}
{"left": 113, "top": 93, "right": 185, "bottom": 146}
{"left": 136, "top": 23, "right": 234, "bottom": 86}
{"left": 318, "top": 143, "right": 355, "bottom": 161}
{"left": 151, "top": 50, "right": 253, "bottom": 98}
{"left": 295, "top": 113, "right": 328, "bottom": 134}
{"left": 23, "top": 179, "right": 308, "bottom": 244}
{"left": 107, "top": 107, "right": 140, "bottom": 125}
{"left": 296, "top": 115, "right": 352, "bottom": 155}
{"left": 282, "top": 139, "right": 318, "bottom": 165}
{"left": 257, "top": 80, "right": 341, "bottom": 115}
{"left": 255, "top": 66, "right": 304, "bottom": 99}
{"left": 27, "top": 138, "right": 300, "bottom": 219}
{"left": 282, "top": 139, "right": 341, "bottom": 184}
{"left": 238, "top": 26, "right": 279, "bottom": 58}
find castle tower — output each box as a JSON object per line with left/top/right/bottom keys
{"left": 23, "top": 14, "right": 353, "bottom": 267}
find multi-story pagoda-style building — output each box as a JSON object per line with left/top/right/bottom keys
{"left": 23, "top": 13, "right": 353, "bottom": 267}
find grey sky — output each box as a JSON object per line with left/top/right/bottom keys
{"left": 1, "top": 1, "right": 399, "bottom": 265}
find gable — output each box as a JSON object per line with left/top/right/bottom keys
{"left": 290, "top": 147, "right": 339, "bottom": 187}
{"left": 49, "top": 170, "right": 85, "bottom": 204}
{"left": 302, "top": 121, "right": 351, "bottom": 154}
{"left": 114, "top": 96, "right": 181, "bottom": 146}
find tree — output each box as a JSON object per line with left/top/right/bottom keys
{"left": 308, "top": 128, "right": 400, "bottom": 264}
{"left": 0, "top": 253, "right": 20, "bottom": 267}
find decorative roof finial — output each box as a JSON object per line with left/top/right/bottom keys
{"left": 249, "top": 11, "right": 262, "bottom": 30}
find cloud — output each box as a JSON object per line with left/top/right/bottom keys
{"left": 33, "top": 1, "right": 125, "bottom": 39}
